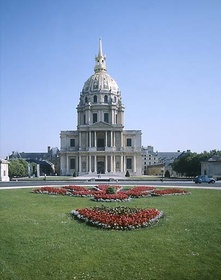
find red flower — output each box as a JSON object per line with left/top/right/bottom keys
{"left": 152, "top": 188, "right": 190, "bottom": 196}
{"left": 93, "top": 193, "right": 129, "bottom": 201}
{"left": 32, "top": 187, "right": 68, "bottom": 195}
{"left": 71, "top": 206, "right": 163, "bottom": 230}
{"left": 121, "top": 186, "right": 155, "bottom": 198}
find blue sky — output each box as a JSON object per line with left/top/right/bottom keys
{"left": 1, "top": 0, "right": 221, "bottom": 158}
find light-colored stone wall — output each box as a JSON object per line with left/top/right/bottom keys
{"left": 0, "top": 159, "right": 10, "bottom": 181}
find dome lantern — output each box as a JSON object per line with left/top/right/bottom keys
{"left": 94, "top": 38, "right": 107, "bottom": 73}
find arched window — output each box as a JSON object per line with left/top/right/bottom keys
{"left": 104, "top": 113, "right": 109, "bottom": 123}
{"left": 85, "top": 97, "right": 88, "bottom": 103}
{"left": 93, "top": 95, "right": 97, "bottom": 103}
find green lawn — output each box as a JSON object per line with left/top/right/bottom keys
{"left": 0, "top": 188, "right": 220, "bottom": 280}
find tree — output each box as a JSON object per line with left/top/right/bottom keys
{"left": 172, "top": 150, "right": 221, "bottom": 177}
{"left": 172, "top": 152, "right": 201, "bottom": 177}
{"left": 9, "top": 159, "right": 28, "bottom": 179}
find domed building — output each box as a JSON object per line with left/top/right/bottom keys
{"left": 60, "top": 39, "right": 142, "bottom": 177}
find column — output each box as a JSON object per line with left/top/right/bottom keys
{"left": 89, "top": 155, "right": 91, "bottom": 172}
{"left": 88, "top": 106, "right": 91, "bottom": 124}
{"left": 105, "top": 131, "right": 107, "bottom": 147}
{"left": 111, "top": 110, "right": 114, "bottom": 124}
{"left": 113, "top": 155, "right": 115, "bottom": 172}
{"left": 134, "top": 156, "right": 136, "bottom": 173}
{"left": 121, "top": 155, "right": 123, "bottom": 172}
{"left": 77, "top": 112, "right": 79, "bottom": 126}
{"left": 86, "top": 156, "right": 88, "bottom": 172}
{"left": 79, "top": 132, "right": 81, "bottom": 149}
{"left": 121, "top": 133, "right": 123, "bottom": 148}
{"left": 110, "top": 131, "right": 113, "bottom": 147}
{"left": 79, "top": 155, "right": 82, "bottom": 173}
{"left": 110, "top": 155, "right": 113, "bottom": 172}
{"left": 113, "top": 131, "right": 115, "bottom": 147}
{"left": 89, "top": 131, "right": 91, "bottom": 147}
{"left": 105, "top": 155, "right": 108, "bottom": 173}
{"left": 95, "top": 131, "right": 97, "bottom": 147}
{"left": 66, "top": 156, "right": 69, "bottom": 175}
{"left": 94, "top": 155, "right": 97, "bottom": 173}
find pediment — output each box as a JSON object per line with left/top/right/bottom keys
{"left": 90, "top": 121, "right": 113, "bottom": 129}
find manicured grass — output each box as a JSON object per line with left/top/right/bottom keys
{"left": 0, "top": 188, "right": 220, "bottom": 280}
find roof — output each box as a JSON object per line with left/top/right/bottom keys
{"left": 26, "top": 159, "right": 54, "bottom": 167}
{"left": 0, "top": 159, "right": 9, "bottom": 164}
{"left": 208, "top": 155, "right": 221, "bottom": 162}
{"left": 157, "top": 152, "right": 182, "bottom": 160}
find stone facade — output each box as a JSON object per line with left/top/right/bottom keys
{"left": 0, "top": 159, "right": 10, "bottom": 181}
{"left": 142, "top": 146, "right": 182, "bottom": 177}
{"left": 201, "top": 155, "right": 221, "bottom": 180}
{"left": 60, "top": 39, "right": 142, "bottom": 176}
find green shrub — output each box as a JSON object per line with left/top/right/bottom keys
{"left": 106, "top": 186, "right": 116, "bottom": 194}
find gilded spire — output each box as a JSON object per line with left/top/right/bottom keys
{"left": 94, "top": 38, "right": 106, "bottom": 73}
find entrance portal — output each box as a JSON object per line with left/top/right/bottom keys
{"left": 97, "top": 161, "right": 105, "bottom": 174}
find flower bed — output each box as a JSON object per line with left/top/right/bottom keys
{"left": 122, "top": 186, "right": 156, "bottom": 198}
{"left": 151, "top": 188, "right": 191, "bottom": 196}
{"left": 32, "top": 186, "right": 190, "bottom": 200}
{"left": 71, "top": 205, "right": 163, "bottom": 230}
{"left": 71, "top": 190, "right": 102, "bottom": 197}
{"left": 32, "top": 187, "right": 69, "bottom": 195}
{"left": 93, "top": 184, "right": 122, "bottom": 192}
{"left": 62, "top": 185, "right": 88, "bottom": 192}
{"left": 62, "top": 185, "right": 101, "bottom": 197}
{"left": 91, "top": 193, "right": 131, "bottom": 202}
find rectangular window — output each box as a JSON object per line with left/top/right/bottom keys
{"left": 83, "top": 114, "right": 86, "bottom": 124}
{"left": 93, "top": 113, "right": 97, "bottom": 123}
{"left": 97, "top": 138, "right": 105, "bottom": 148}
{"left": 70, "top": 158, "right": 75, "bottom": 169}
{"left": 126, "top": 158, "right": 132, "bottom": 169}
{"left": 127, "top": 138, "right": 132, "bottom": 146}
{"left": 70, "top": 139, "right": 75, "bottom": 147}
{"left": 104, "top": 113, "right": 109, "bottom": 123}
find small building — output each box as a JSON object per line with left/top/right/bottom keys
{"left": 142, "top": 147, "right": 182, "bottom": 177}
{"left": 145, "top": 163, "right": 164, "bottom": 176}
{"left": 201, "top": 155, "right": 221, "bottom": 180}
{"left": 0, "top": 159, "right": 10, "bottom": 181}
{"left": 141, "top": 146, "right": 158, "bottom": 174}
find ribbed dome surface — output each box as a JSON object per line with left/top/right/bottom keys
{"left": 82, "top": 72, "right": 119, "bottom": 94}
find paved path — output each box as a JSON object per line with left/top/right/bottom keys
{"left": 1, "top": 182, "right": 221, "bottom": 190}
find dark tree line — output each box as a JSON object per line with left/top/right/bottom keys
{"left": 172, "top": 150, "right": 221, "bottom": 177}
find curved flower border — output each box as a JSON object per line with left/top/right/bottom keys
{"left": 32, "top": 186, "right": 191, "bottom": 200}
{"left": 151, "top": 188, "right": 191, "bottom": 196}
{"left": 71, "top": 206, "right": 164, "bottom": 230}
{"left": 91, "top": 193, "right": 131, "bottom": 202}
